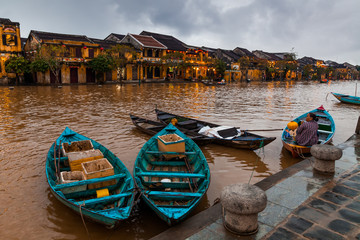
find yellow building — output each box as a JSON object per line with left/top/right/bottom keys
{"left": 24, "top": 30, "right": 116, "bottom": 84}
{"left": 0, "top": 18, "right": 22, "bottom": 83}
{"left": 120, "top": 33, "right": 167, "bottom": 80}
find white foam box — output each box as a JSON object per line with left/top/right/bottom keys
{"left": 59, "top": 171, "right": 87, "bottom": 194}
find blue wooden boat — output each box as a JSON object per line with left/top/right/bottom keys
{"left": 133, "top": 123, "right": 210, "bottom": 225}
{"left": 45, "top": 127, "right": 135, "bottom": 228}
{"left": 281, "top": 106, "right": 335, "bottom": 157}
{"left": 155, "top": 109, "right": 276, "bottom": 150}
{"left": 331, "top": 92, "right": 360, "bottom": 105}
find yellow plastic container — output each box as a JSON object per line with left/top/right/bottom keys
{"left": 96, "top": 188, "right": 109, "bottom": 198}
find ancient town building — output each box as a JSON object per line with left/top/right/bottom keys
{"left": 0, "top": 18, "right": 22, "bottom": 84}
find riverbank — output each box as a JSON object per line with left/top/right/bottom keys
{"left": 151, "top": 133, "right": 360, "bottom": 239}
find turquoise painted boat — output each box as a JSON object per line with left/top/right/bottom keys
{"left": 133, "top": 123, "right": 210, "bottom": 225}
{"left": 45, "top": 127, "right": 135, "bottom": 228}
{"left": 281, "top": 106, "right": 335, "bottom": 157}
{"left": 331, "top": 92, "right": 360, "bottom": 105}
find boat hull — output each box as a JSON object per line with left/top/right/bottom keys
{"left": 155, "top": 109, "right": 276, "bottom": 150}
{"left": 281, "top": 106, "right": 335, "bottom": 158}
{"left": 46, "top": 127, "right": 135, "bottom": 228}
{"left": 133, "top": 124, "right": 210, "bottom": 225}
{"left": 331, "top": 92, "right": 360, "bottom": 105}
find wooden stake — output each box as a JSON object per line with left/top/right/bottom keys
{"left": 356, "top": 116, "right": 360, "bottom": 134}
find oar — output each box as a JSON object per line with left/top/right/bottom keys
{"left": 241, "top": 128, "right": 283, "bottom": 132}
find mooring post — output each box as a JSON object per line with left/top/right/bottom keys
{"left": 356, "top": 116, "right": 360, "bottom": 134}
{"left": 221, "top": 183, "right": 267, "bottom": 235}
{"left": 310, "top": 144, "right": 343, "bottom": 174}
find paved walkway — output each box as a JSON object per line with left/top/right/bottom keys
{"left": 151, "top": 134, "right": 360, "bottom": 240}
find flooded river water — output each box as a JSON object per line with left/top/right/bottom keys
{"left": 0, "top": 80, "right": 359, "bottom": 239}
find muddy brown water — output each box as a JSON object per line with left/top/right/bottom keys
{"left": 0, "top": 80, "right": 358, "bottom": 239}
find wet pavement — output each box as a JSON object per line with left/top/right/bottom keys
{"left": 151, "top": 134, "right": 360, "bottom": 240}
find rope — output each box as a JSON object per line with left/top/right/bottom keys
{"left": 79, "top": 201, "right": 91, "bottom": 240}
{"left": 248, "top": 141, "right": 264, "bottom": 184}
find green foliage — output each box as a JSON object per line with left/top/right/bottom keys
{"left": 5, "top": 55, "right": 29, "bottom": 74}
{"left": 39, "top": 45, "right": 66, "bottom": 84}
{"left": 107, "top": 44, "right": 136, "bottom": 69}
{"left": 30, "top": 58, "right": 49, "bottom": 73}
{"left": 87, "top": 54, "right": 113, "bottom": 74}
{"left": 215, "top": 59, "right": 226, "bottom": 78}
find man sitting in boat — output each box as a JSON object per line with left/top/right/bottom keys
{"left": 295, "top": 113, "right": 319, "bottom": 146}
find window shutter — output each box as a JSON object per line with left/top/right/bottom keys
{"left": 2, "top": 35, "right": 7, "bottom": 46}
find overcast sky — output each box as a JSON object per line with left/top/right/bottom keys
{"left": 2, "top": 0, "right": 360, "bottom": 65}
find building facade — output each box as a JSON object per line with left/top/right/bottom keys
{"left": 0, "top": 18, "right": 22, "bottom": 84}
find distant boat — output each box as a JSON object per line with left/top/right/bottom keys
{"left": 129, "top": 114, "right": 213, "bottom": 145}
{"left": 45, "top": 127, "right": 135, "bottom": 228}
{"left": 320, "top": 79, "right": 328, "bottom": 83}
{"left": 201, "top": 79, "right": 226, "bottom": 86}
{"left": 155, "top": 109, "right": 276, "bottom": 150}
{"left": 281, "top": 106, "right": 335, "bottom": 158}
{"left": 331, "top": 92, "right": 360, "bottom": 105}
{"left": 133, "top": 123, "right": 210, "bottom": 225}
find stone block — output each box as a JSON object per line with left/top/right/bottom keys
{"left": 266, "top": 227, "right": 301, "bottom": 240}
{"left": 339, "top": 209, "right": 360, "bottom": 224}
{"left": 283, "top": 216, "right": 313, "bottom": 234}
{"left": 308, "top": 198, "right": 339, "bottom": 212}
{"left": 346, "top": 201, "right": 360, "bottom": 212}
{"left": 293, "top": 206, "right": 329, "bottom": 223}
{"left": 310, "top": 144, "right": 343, "bottom": 161}
{"left": 328, "top": 219, "right": 357, "bottom": 235}
{"left": 319, "top": 191, "right": 351, "bottom": 205}
{"left": 332, "top": 185, "right": 359, "bottom": 198}
{"left": 304, "top": 226, "right": 345, "bottom": 240}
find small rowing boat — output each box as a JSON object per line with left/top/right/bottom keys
{"left": 155, "top": 109, "right": 276, "bottom": 150}
{"left": 133, "top": 123, "right": 210, "bottom": 225}
{"left": 45, "top": 127, "right": 135, "bottom": 228}
{"left": 331, "top": 92, "right": 360, "bottom": 105}
{"left": 281, "top": 106, "right": 335, "bottom": 157}
{"left": 130, "top": 114, "right": 213, "bottom": 145}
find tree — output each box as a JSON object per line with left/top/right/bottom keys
{"left": 161, "top": 51, "right": 184, "bottom": 80}
{"left": 39, "top": 45, "right": 67, "bottom": 85}
{"left": 30, "top": 57, "right": 49, "bottom": 73}
{"left": 215, "top": 59, "right": 226, "bottom": 79}
{"left": 5, "top": 55, "right": 29, "bottom": 85}
{"left": 302, "top": 64, "right": 313, "bottom": 80}
{"left": 106, "top": 44, "right": 136, "bottom": 82}
{"left": 87, "top": 54, "right": 113, "bottom": 83}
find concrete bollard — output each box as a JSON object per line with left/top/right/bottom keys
{"left": 220, "top": 183, "right": 267, "bottom": 235}
{"left": 310, "top": 144, "right": 343, "bottom": 174}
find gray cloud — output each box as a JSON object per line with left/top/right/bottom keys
{"left": 1, "top": 0, "right": 360, "bottom": 65}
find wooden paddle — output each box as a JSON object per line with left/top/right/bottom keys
{"left": 241, "top": 128, "right": 283, "bottom": 132}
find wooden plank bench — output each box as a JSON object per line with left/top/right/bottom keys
{"left": 53, "top": 173, "right": 126, "bottom": 190}
{"left": 75, "top": 192, "right": 132, "bottom": 206}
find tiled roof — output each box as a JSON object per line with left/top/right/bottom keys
{"left": 30, "top": 30, "right": 93, "bottom": 43}
{"left": 140, "top": 31, "right": 187, "bottom": 51}
{"left": 233, "top": 47, "right": 257, "bottom": 58}
{"left": 252, "top": 50, "right": 282, "bottom": 61}
{"left": 105, "top": 33, "right": 125, "bottom": 41}
{"left": 0, "top": 18, "right": 19, "bottom": 26}
{"left": 89, "top": 38, "right": 116, "bottom": 49}
{"left": 130, "top": 34, "right": 166, "bottom": 49}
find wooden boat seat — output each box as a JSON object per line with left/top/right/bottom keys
{"left": 54, "top": 173, "right": 126, "bottom": 190}
{"left": 75, "top": 192, "right": 132, "bottom": 206}
{"left": 146, "top": 151, "right": 197, "bottom": 155}
{"left": 317, "top": 129, "right": 332, "bottom": 135}
{"left": 177, "top": 120, "right": 198, "bottom": 129}
{"left": 137, "top": 171, "right": 205, "bottom": 179}
{"left": 146, "top": 191, "right": 202, "bottom": 198}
